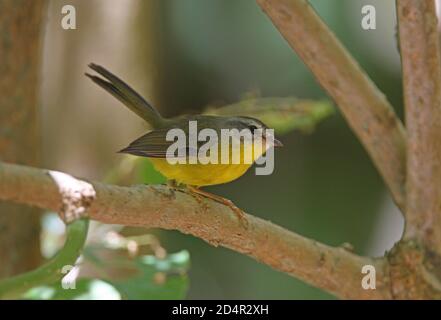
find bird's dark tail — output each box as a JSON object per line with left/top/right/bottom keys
{"left": 86, "top": 63, "right": 164, "bottom": 128}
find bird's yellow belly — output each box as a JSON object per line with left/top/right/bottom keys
{"left": 149, "top": 158, "right": 253, "bottom": 186}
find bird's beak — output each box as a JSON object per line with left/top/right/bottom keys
{"left": 273, "top": 138, "right": 283, "bottom": 147}
{"left": 264, "top": 130, "right": 283, "bottom": 147}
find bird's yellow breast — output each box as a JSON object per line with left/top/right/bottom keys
{"left": 149, "top": 159, "right": 253, "bottom": 186}
{"left": 149, "top": 141, "right": 265, "bottom": 186}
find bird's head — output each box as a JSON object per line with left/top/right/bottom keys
{"left": 230, "top": 116, "right": 283, "bottom": 148}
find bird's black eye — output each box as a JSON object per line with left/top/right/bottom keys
{"left": 248, "top": 125, "right": 258, "bottom": 133}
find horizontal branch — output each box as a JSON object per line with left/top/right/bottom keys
{"left": 0, "top": 161, "right": 390, "bottom": 299}
{"left": 256, "top": 0, "right": 406, "bottom": 209}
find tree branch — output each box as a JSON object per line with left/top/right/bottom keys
{"left": 256, "top": 0, "right": 406, "bottom": 210}
{"left": 397, "top": 0, "right": 441, "bottom": 256}
{"left": 0, "top": 161, "right": 390, "bottom": 299}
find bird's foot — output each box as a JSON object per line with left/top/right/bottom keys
{"left": 150, "top": 180, "right": 181, "bottom": 200}
{"left": 186, "top": 186, "right": 248, "bottom": 228}
{"left": 166, "top": 180, "right": 180, "bottom": 194}
{"left": 185, "top": 186, "right": 210, "bottom": 212}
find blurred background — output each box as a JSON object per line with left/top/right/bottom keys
{"left": 39, "top": 0, "right": 404, "bottom": 299}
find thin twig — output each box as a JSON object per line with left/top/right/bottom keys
{"left": 256, "top": 0, "right": 406, "bottom": 210}
{"left": 0, "top": 161, "right": 391, "bottom": 299}
{"left": 397, "top": 0, "right": 441, "bottom": 256}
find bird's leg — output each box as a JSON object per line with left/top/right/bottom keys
{"left": 161, "top": 179, "right": 180, "bottom": 199}
{"left": 167, "top": 179, "right": 179, "bottom": 190}
{"left": 186, "top": 186, "right": 248, "bottom": 227}
{"left": 185, "top": 185, "right": 210, "bottom": 212}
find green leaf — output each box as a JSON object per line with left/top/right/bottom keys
{"left": 205, "top": 97, "right": 335, "bottom": 135}
{"left": 22, "top": 251, "right": 190, "bottom": 300}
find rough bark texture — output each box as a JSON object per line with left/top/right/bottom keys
{"left": 0, "top": 0, "right": 46, "bottom": 277}
{"left": 0, "top": 161, "right": 390, "bottom": 299}
{"left": 391, "top": 0, "right": 441, "bottom": 298}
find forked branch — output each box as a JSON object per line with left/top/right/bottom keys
{"left": 256, "top": 0, "right": 406, "bottom": 209}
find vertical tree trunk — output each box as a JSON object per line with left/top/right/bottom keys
{"left": 0, "top": 0, "right": 46, "bottom": 277}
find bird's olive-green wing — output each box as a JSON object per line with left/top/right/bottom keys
{"left": 119, "top": 116, "right": 243, "bottom": 159}
{"left": 118, "top": 128, "right": 198, "bottom": 159}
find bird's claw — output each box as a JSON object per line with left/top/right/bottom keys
{"left": 186, "top": 186, "right": 249, "bottom": 228}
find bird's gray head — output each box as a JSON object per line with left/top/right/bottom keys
{"left": 229, "top": 116, "right": 283, "bottom": 147}
{"left": 229, "top": 116, "right": 267, "bottom": 132}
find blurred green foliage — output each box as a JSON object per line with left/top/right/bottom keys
{"left": 205, "top": 97, "right": 334, "bottom": 135}
{"left": 23, "top": 251, "right": 190, "bottom": 300}
{"left": 24, "top": 279, "right": 121, "bottom": 300}
{"left": 113, "top": 251, "right": 190, "bottom": 300}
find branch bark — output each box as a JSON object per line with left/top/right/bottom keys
{"left": 397, "top": 1, "right": 441, "bottom": 257}
{"left": 0, "top": 161, "right": 390, "bottom": 299}
{"left": 256, "top": 0, "right": 406, "bottom": 210}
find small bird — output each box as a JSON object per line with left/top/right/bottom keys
{"left": 86, "top": 63, "right": 282, "bottom": 225}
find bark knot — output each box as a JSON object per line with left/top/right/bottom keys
{"left": 48, "top": 171, "right": 96, "bottom": 223}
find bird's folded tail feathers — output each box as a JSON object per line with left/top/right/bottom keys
{"left": 86, "top": 63, "right": 163, "bottom": 128}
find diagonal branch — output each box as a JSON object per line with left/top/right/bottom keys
{"left": 256, "top": 0, "right": 406, "bottom": 210}
{"left": 397, "top": 0, "right": 441, "bottom": 256}
{"left": 0, "top": 161, "right": 390, "bottom": 299}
